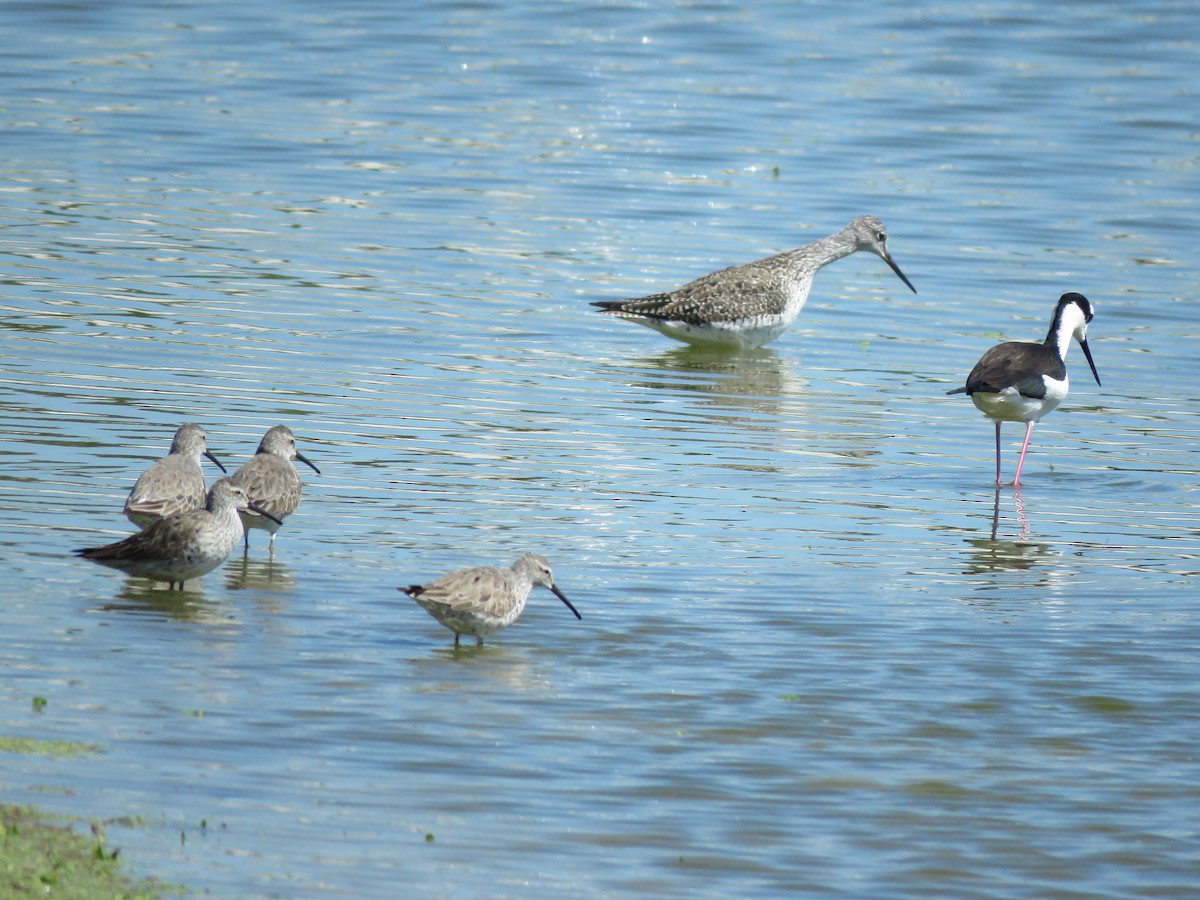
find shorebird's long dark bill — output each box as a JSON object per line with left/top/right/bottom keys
{"left": 1080, "top": 337, "right": 1101, "bottom": 387}
{"left": 205, "top": 450, "right": 228, "bottom": 473}
{"left": 297, "top": 451, "right": 321, "bottom": 475}
{"left": 551, "top": 585, "right": 582, "bottom": 620}
{"left": 248, "top": 502, "right": 284, "bottom": 526}
{"left": 882, "top": 252, "right": 917, "bottom": 294}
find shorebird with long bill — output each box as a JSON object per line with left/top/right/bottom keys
{"left": 230, "top": 425, "right": 320, "bottom": 552}
{"left": 400, "top": 554, "right": 580, "bottom": 648}
{"left": 123, "top": 423, "right": 226, "bottom": 529}
{"left": 77, "top": 478, "right": 281, "bottom": 590}
{"left": 948, "top": 292, "right": 1101, "bottom": 486}
{"left": 591, "top": 215, "right": 915, "bottom": 349}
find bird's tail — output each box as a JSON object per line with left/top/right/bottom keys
{"left": 75, "top": 545, "right": 118, "bottom": 560}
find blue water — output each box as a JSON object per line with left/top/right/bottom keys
{"left": 2, "top": 1, "right": 1198, "bottom": 896}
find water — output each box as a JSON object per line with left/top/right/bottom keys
{"left": 2, "top": 0, "right": 1198, "bottom": 896}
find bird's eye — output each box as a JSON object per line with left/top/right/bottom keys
{"left": 876, "top": 232, "right": 886, "bottom": 243}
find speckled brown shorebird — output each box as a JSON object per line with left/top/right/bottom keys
{"left": 591, "top": 215, "right": 915, "bottom": 348}
{"left": 78, "top": 478, "right": 281, "bottom": 589}
{"left": 400, "top": 553, "right": 581, "bottom": 647}
{"left": 123, "top": 423, "right": 226, "bottom": 529}
{"left": 230, "top": 425, "right": 320, "bottom": 551}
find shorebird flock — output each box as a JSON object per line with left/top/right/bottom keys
{"left": 77, "top": 425, "right": 320, "bottom": 589}
{"left": 74, "top": 215, "right": 1104, "bottom": 645}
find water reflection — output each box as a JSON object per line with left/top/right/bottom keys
{"left": 616, "top": 344, "right": 809, "bottom": 420}
{"left": 634, "top": 342, "right": 793, "bottom": 381}
{"left": 94, "top": 580, "right": 236, "bottom": 625}
{"left": 961, "top": 534, "right": 1059, "bottom": 575}
{"left": 224, "top": 554, "right": 296, "bottom": 593}
{"left": 989, "top": 485, "right": 1031, "bottom": 542}
{"left": 410, "top": 644, "right": 556, "bottom": 693}
{"left": 642, "top": 343, "right": 781, "bottom": 370}
{"left": 957, "top": 487, "right": 1058, "bottom": 575}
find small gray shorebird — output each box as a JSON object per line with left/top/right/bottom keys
{"left": 590, "top": 215, "right": 916, "bottom": 348}
{"left": 947, "top": 292, "right": 1101, "bottom": 486}
{"left": 123, "top": 423, "right": 226, "bottom": 529}
{"left": 77, "top": 478, "right": 281, "bottom": 589}
{"left": 230, "top": 425, "right": 320, "bottom": 551}
{"left": 400, "top": 553, "right": 581, "bottom": 647}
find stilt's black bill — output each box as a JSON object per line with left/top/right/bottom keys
{"left": 1080, "top": 337, "right": 1101, "bottom": 387}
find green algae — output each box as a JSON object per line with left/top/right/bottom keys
{"left": 1, "top": 803, "right": 184, "bottom": 898}
{"left": 0, "top": 736, "right": 101, "bottom": 759}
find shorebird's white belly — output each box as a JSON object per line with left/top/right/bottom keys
{"left": 639, "top": 281, "right": 810, "bottom": 349}
{"left": 972, "top": 374, "right": 1068, "bottom": 423}
{"left": 641, "top": 314, "right": 792, "bottom": 349}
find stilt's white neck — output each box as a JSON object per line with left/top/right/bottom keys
{"left": 1048, "top": 301, "right": 1089, "bottom": 361}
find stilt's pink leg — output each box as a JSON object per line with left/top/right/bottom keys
{"left": 1012, "top": 421, "right": 1037, "bottom": 486}
{"left": 994, "top": 421, "right": 1003, "bottom": 486}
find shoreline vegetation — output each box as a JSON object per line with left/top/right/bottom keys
{"left": 3, "top": 732, "right": 185, "bottom": 898}
{"left": 1, "top": 802, "right": 183, "bottom": 898}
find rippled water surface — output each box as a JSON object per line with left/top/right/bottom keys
{"left": 2, "top": 1, "right": 1198, "bottom": 896}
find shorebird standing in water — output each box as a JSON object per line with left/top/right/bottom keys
{"left": 123, "top": 423, "right": 226, "bottom": 529}
{"left": 400, "top": 553, "right": 581, "bottom": 647}
{"left": 947, "top": 292, "right": 1101, "bottom": 486}
{"left": 77, "top": 478, "right": 281, "bottom": 589}
{"left": 591, "top": 215, "right": 916, "bottom": 349}
{"left": 230, "top": 425, "right": 320, "bottom": 552}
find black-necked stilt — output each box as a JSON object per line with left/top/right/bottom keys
{"left": 591, "top": 215, "right": 916, "bottom": 349}
{"left": 947, "top": 292, "right": 1101, "bottom": 486}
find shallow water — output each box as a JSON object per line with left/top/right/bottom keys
{"left": 2, "top": 0, "right": 1198, "bottom": 896}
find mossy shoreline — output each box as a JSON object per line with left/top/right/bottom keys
{"left": 1, "top": 802, "right": 184, "bottom": 898}
{"left": 3, "top": 731, "right": 185, "bottom": 897}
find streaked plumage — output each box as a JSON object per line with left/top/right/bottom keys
{"left": 229, "top": 425, "right": 320, "bottom": 551}
{"left": 591, "top": 215, "right": 916, "bottom": 348}
{"left": 77, "top": 478, "right": 281, "bottom": 589}
{"left": 123, "top": 423, "right": 226, "bottom": 529}
{"left": 400, "top": 553, "right": 581, "bottom": 647}
{"left": 948, "top": 292, "right": 1101, "bottom": 485}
